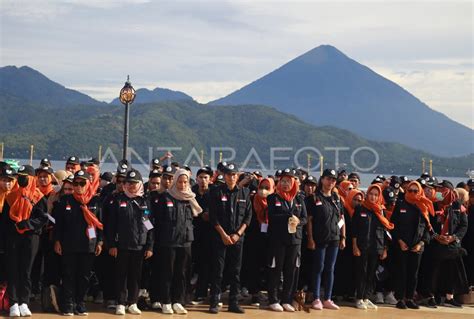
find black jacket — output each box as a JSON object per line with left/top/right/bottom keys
{"left": 352, "top": 205, "right": 388, "bottom": 254}
{"left": 191, "top": 184, "right": 212, "bottom": 242}
{"left": 106, "top": 194, "right": 154, "bottom": 251}
{"left": 153, "top": 192, "right": 194, "bottom": 248}
{"left": 209, "top": 184, "right": 252, "bottom": 242}
{"left": 53, "top": 194, "right": 102, "bottom": 254}
{"left": 432, "top": 201, "right": 468, "bottom": 248}
{"left": 306, "top": 191, "right": 344, "bottom": 245}
{"left": 1, "top": 197, "right": 48, "bottom": 238}
{"left": 391, "top": 200, "right": 431, "bottom": 251}
{"left": 267, "top": 193, "right": 307, "bottom": 245}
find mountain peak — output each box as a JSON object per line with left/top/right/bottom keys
{"left": 293, "top": 44, "right": 349, "bottom": 65}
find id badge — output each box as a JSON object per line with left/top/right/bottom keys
{"left": 260, "top": 223, "right": 268, "bottom": 233}
{"left": 143, "top": 219, "right": 154, "bottom": 231}
{"left": 87, "top": 226, "right": 97, "bottom": 239}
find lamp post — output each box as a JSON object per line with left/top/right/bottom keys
{"left": 119, "top": 75, "right": 136, "bottom": 161}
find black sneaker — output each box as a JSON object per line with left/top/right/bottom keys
{"left": 75, "top": 303, "right": 89, "bottom": 316}
{"left": 228, "top": 304, "right": 245, "bottom": 314}
{"left": 444, "top": 298, "right": 462, "bottom": 308}
{"left": 209, "top": 304, "right": 219, "bottom": 314}
{"left": 396, "top": 300, "right": 407, "bottom": 309}
{"left": 406, "top": 299, "right": 420, "bottom": 309}
{"left": 426, "top": 297, "right": 438, "bottom": 308}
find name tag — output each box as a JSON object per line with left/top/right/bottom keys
{"left": 275, "top": 200, "right": 281, "bottom": 207}
{"left": 166, "top": 201, "right": 174, "bottom": 207}
{"left": 87, "top": 226, "right": 96, "bottom": 239}
{"left": 295, "top": 204, "right": 302, "bottom": 208}
{"left": 66, "top": 205, "right": 71, "bottom": 211}
{"left": 400, "top": 209, "right": 407, "bottom": 214}
{"left": 360, "top": 213, "right": 367, "bottom": 218}
{"left": 338, "top": 219, "right": 345, "bottom": 229}
{"left": 120, "top": 202, "right": 127, "bottom": 208}
{"left": 260, "top": 223, "right": 268, "bottom": 233}
{"left": 47, "top": 214, "right": 56, "bottom": 224}
{"left": 221, "top": 195, "right": 228, "bottom": 202}
{"left": 143, "top": 219, "right": 154, "bottom": 231}
{"left": 315, "top": 201, "right": 322, "bottom": 206}
{"left": 238, "top": 199, "right": 246, "bottom": 203}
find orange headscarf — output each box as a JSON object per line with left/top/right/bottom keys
{"left": 344, "top": 189, "right": 364, "bottom": 218}
{"left": 405, "top": 181, "right": 435, "bottom": 228}
{"left": 276, "top": 175, "right": 299, "bottom": 202}
{"left": 73, "top": 166, "right": 103, "bottom": 237}
{"left": 337, "top": 181, "right": 353, "bottom": 201}
{"left": 362, "top": 184, "right": 394, "bottom": 230}
{"left": 6, "top": 175, "right": 44, "bottom": 233}
{"left": 253, "top": 178, "right": 275, "bottom": 224}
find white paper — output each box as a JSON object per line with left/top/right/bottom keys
{"left": 87, "top": 227, "right": 97, "bottom": 239}
{"left": 143, "top": 219, "right": 154, "bottom": 231}
{"left": 338, "top": 218, "right": 345, "bottom": 229}
{"left": 260, "top": 223, "right": 268, "bottom": 233}
{"left": 47, "top": 214, "right": 56, "bottom": 224}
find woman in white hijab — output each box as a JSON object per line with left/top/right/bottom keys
{"left": 154, "top": 168, "right": 202, "bottom": 314}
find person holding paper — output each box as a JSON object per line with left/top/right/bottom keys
{"left": 53, "top": 169, "right": 103, "bottom": 316}
{"left": 153, "top": 168, "right": 201, "bottom": 314}
{"left": 266, "top": 168, "right": 307, "bottom": 312}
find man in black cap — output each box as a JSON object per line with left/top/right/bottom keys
{"left": 337, "top": 169, "right": 348, "bottom": 185}
{"left": 40, "top": 158, "right": 52, "bottom": 169}
{"left": 65, "top": 156, "right": 81, "bottom": 174}
{"left": 159, "top": 165, "right": 176, "bottom": 194}
{"left": 208, "top": 163, "right": 252, "bottom": 314}
{"left": 189, "top": 166, "right": 214, "bottom": 304}
{"left": 348, "top": 172, "right": 361, "bottom": 190}
{"left": 0, "top": 166, "right": 16, "bottom": 282}
{"left": 302, "top": 175, "right": 318, "bottom": 197}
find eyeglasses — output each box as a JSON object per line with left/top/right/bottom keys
{"left": 73, "top": 181, "right": 87, "bottom": 187}
{"left": 407, "top": 189, "right": 418, "bottom": 193}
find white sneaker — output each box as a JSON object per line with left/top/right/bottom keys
{"left": 115, "top": 305, "right": 126, "bottom": 315}
{"left": 127, "top": 304, "right": 142, "bottom": 315}
{"left": 162, "top": 304, "right": 174, "bottom": 314}
{"left": 384, "top": 292, "right": 397, "bottom": 305}
{"left": 10, "top": 303, "right": 20, "bottom": 317}
{"left": 375, "top": 292, "right": 384, "bottom": 304}
{"left": 172, "top": 303, "right": 188, "bottom": 314}
{"left": 356, "top": 299, "right": 367, "bottom": 310}
{"left": 282, "top": 303, "right": 295, "bottom": 312}
{"left": 62, "top": 312, "right": 74, "bottom": 316}
{"left": 19, "top": 303, "right": 32, "bottom": 317}
{"left": 364, "top": 299, "right": 378, "bottom": 310}
{"left": 151, "top": 301, "right": 162, "bottom": 310}
{"left": 269, "top": 303, "right": 284, "bottom": 312}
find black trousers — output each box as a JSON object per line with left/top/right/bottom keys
{"left": 150, "top": 249, "right": 161, "bottom": 303}
{"left": 43, "top": 237, "right": 61, "bottom": 286}
{"left": 243, "top": 232, "right": 268, "bottom": 295}
{"left": 354, "top": 250, "right": 379, "bottom": 299}
{"left": 194, "top": 236, "right": 212, "bottom": 298}
{"left": 6, "top": 233, "right": 40, "bottom": 304}
{"left": 115, "top": 250, "right": 143, "bottom": 305}
{"left": 159, "top": 246, "right": 191, "bottom": 305}
{"left": 267, "top": 242, "right": 300, "bottom": 304}
{"left": 94, "top": 252, "right": 116, "bottom": 300}
{"left": 61, "top": 252, "right": 95, "bottom": 312}
{"left": 210, "top": 240, "right": 243, "bottom": 306}
{"left": 394, "top": 248, "right": 422, "bottom": 300}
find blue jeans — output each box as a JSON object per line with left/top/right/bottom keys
{"left": 313, "top": 244, "right": 339, "bottom": 300}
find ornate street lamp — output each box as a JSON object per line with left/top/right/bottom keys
{"left": 119, "top": 75, "right": 136, "bottom": 161}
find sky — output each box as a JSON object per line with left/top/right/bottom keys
{"left": 1, "top": 0, "right": 473, "bottom": 128}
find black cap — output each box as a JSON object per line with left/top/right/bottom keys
{"left": 303, "top": 175, "right": 318, "bottom": 185}
{"left": 17, "top": 165, "right": 35, "bottom": 176}
{"left": 371, "top": 177, "right": 383, "bottom": 185}
{"left": 427, "top": 176, "right": 439, "bottom": 187}
{"left": 216, "top": 162, "right": 228, "bottom": 172}
{"left": 420, "top": 172, "right": 431, "bottom": 179}
{"left": 383, "top": 186, "right": 397, "bottom": 204}
{"left": 322, "top": 169, "right": 337, "bottom": 179}
{"left": 0, "top": 166, "right": 16, "bottom": 180}
{"left": 40, "top": 158, "right": 51, "bottom": 167}
{"left": 36, "top": 166, "right": 54, "bottom": 175}
{"left": 63, "top": 175, "right": 74, "bottom": 183}
{"left": 150, "top": 158, "right": 161, "bottom": 168}
{"left": 253, "top": 170, "right": 263, "bottom": 178}
{"left": 337, "top": 168, "right": 347, "bottom": 175}
{"left": 74, "top": 170, "right": 90, "bottom": 180}
{"left": 87, "top": 158, "right": 100, "bottom": 166}
{"left": 280, "top": 168, "right": 296, "bottom": 178}
{"left": 100, "top": 172, "right": 113, "bottom": 182}
{"left": 416, "top": 177, "right": 430, "bottom": 188}
{"left": 390, "top": 176, "right": 401, "bottom": 189}
{"left": 116, "top": 166, "right": 128, "bottom": 178}
{"left": 400, "top": 176, "right": 410, "bottom": 184}
{"left": 197, "top": 166, "right": 213, "bottom": 177}
{"left": 376, "top": 174, "right": 386, "bottom": 181}
{"left": 162, "top": 165, "right": 177, "bottom": 177}
{"left": 215, "top": 174, "right": 225, "bottom": 184}
{"left": 275, "top": 169, "right": 283, "bottom": 177}
{"left": 149, "top": 169, "right": 162, "bottom": 179}
{"left": 126, "top": 169, "right": 143, "bottom": 183}
{"left": 348, "top": 172, "right": 360, "bottom": 181}
{"left": 223, "top": 163, "right": 239, "bottom": 174}
{"left": 66, "top": 156, "right": 80, "bottom": 165}
{"left": 437, "top": 179, "right": 454, "bottom": 190}
{"left": 467, "top": 179, "right": 474, "bottom": 187}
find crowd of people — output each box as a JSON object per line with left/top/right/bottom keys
{"left": 0, "top": 155, "right": 473, "bottom": 317}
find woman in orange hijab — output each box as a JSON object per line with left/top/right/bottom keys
{"left": 2, "top": 165, "right": 48, "bottom": 317}
{"left": 391, "top": 181, "right": 433, "bottom": 310}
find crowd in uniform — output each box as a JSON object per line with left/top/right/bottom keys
{"left": 0, "top": 155, "right": 473, "bottom": 317}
